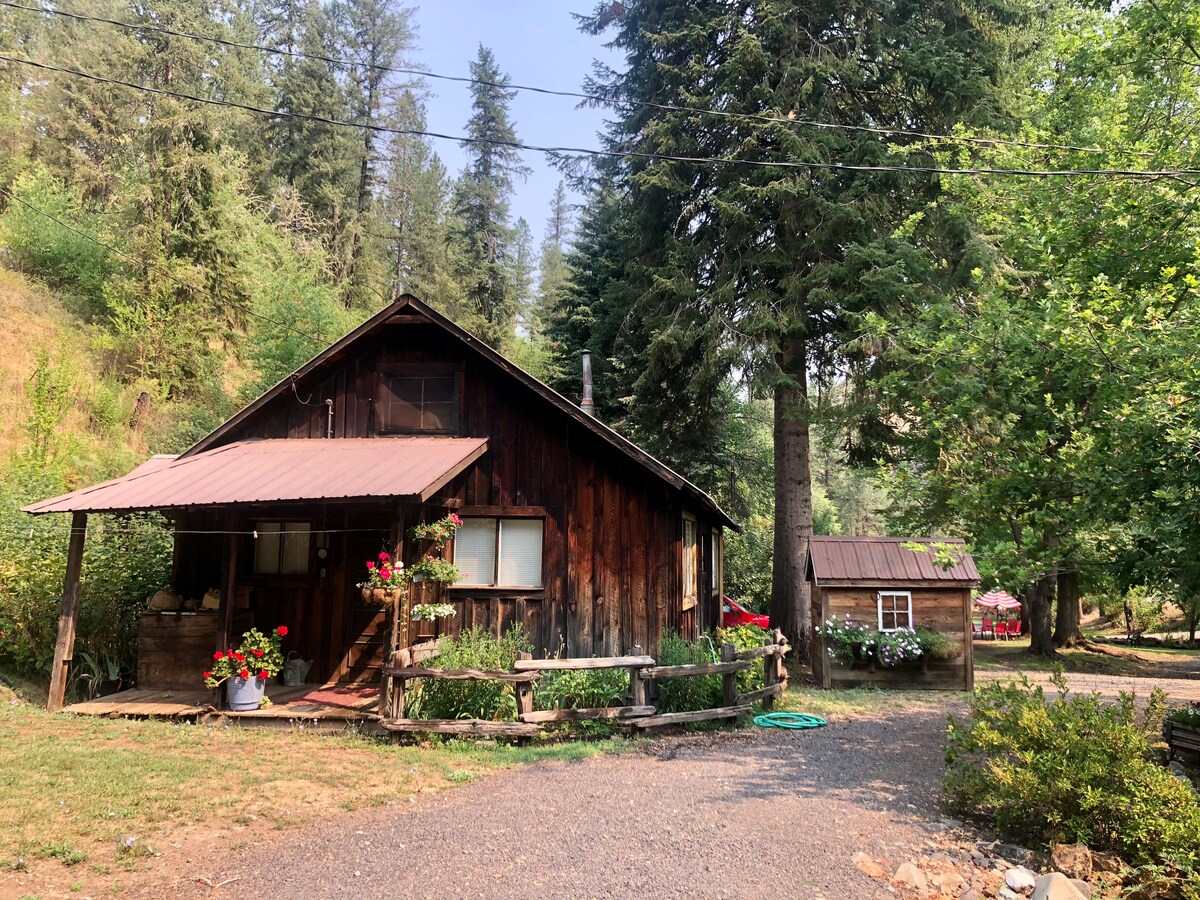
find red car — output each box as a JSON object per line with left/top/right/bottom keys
{"left": 721, "top": 595, "right": 770, "bottom": 629}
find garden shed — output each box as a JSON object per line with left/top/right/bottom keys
{"left": 25, "top": 295, "right": 736, "bottom": 712}
{"left": 807, "top": 536, "right": 978, "bottom": 690}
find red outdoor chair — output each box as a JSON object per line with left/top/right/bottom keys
{"left": 982, "top": 618, "right": 995, "bottom": 639}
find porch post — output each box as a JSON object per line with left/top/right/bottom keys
{"left": 216, "top": 516, "right": 239, "bottom": 654}
{"left": 47, "top": 511, "right": 88, "bottom": 711}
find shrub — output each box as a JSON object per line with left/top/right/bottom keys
{"left": 715, "top": 623, "right": 768, "bottom": 695}
{"left": 535, "top": 667, "right": 629, "bottom": 711}
{"left": 944, "top": 672, "right": 1200, "bottom": 879}
{"left": 409, "top": 626, "right": 531, "bottom": 722}
{"left": 656, "top": 631, "right": 721, "bottom": 713}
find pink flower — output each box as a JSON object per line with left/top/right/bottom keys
{"left": 366, "top": 561, "right": 375, "bottom": 569}
{"left": 378, "top": 552, "right": 390, "bottom": 561}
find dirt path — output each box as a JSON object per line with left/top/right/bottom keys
{"left": 978, "top": 666, "right": 1200, "bottom": 702}
{"left": 177, "top": 705, "right": 960, "bottom": 900}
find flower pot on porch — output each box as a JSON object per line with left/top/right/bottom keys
{"left": 226, "top": 675, "right": 266, "bottom": 711}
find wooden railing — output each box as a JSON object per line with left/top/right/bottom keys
{"left": 379, "top": 630, "right": 789, "bottom": 738}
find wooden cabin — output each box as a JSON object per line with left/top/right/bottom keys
{"left": 26, "top": 295, "right": 735, "bottom": 710}
{"left": 807, "top": 536, "right": 978, "bottom": 691}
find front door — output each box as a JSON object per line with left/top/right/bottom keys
{"left": 337, "top": 517, "right": 398, "bottom": 683}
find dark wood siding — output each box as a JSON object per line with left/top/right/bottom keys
{"left": 174, "top": 321, "right": 720, "bottom": 665}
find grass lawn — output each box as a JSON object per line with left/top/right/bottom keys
{"left": 973, "top": 636, "right": 1200, "bottom": 678}
{"left": 0, "top": 674, "right": 631, "bottom": 898}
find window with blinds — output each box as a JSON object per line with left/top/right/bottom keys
{"left": 453, "top": 517, "right": 544, "bottom": 588}
{"left": 253, "top": 522, "right": 311, "bottom": 575}
{"left": 682, "top": 516, "right": 698, "bottom": 610}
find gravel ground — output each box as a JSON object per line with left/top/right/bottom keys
{"left": 179, "top": 706, "right": 959, "bottom": 900}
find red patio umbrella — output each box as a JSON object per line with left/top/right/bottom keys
{"left": 975, "top": 589, "right": 1021, "bottom": 610}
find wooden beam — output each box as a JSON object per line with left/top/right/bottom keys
{"left": 629, "top": 704, "right": 752, "bottom": 728}
{"left": 513, "top": 655, "right": 654, "bottom": 671}
{"left": 47, "top": 512, "right": 87, "bottom": 712}
{"left": 216, "top": 525, "right": 239, "bottom": 655}
{"left": 640, "top": 660, "right": 752, "bottom": 679}
{"left": 736, "top": 683, "right": 784, "bottom": 706}
{"left": 518, "top": 705, "right": 654, "bottom": 724}
{"left": 380, "top": 666, "right": 540, "bottom": 683}
{"left": 381, "top": 718, "right": 541, "bottom": 737}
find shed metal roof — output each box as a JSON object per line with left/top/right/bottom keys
{"left": 807, "top": 536, "right": 979, "bottom": 586}
{"left": 21, "top": 437, "right": 487, "bottom": 514}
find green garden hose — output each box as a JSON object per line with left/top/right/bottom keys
{"left": 753, "top": 712, "right": 827, "bottom": 729}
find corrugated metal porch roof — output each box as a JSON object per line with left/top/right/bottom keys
{"left": 807, "top": 536, "right": 979, "bottom": 585}
{"left": 21, "top": 437, "right": 488, "bottom": 514}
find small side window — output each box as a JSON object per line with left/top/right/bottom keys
{"left": 877, "top": 591, "right": 913, "bottom": 632}
{"left": 682, "top": 516, "right": 698, "bottom": 611}
{"left": 254, "top": 522, "right": 311, "bottom": 575}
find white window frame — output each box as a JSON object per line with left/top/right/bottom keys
{"left": 453, "top": 517, "right": 544, "bottom": 589}
{"left": 877, "top": 590, "right": 913, "bottom": 632}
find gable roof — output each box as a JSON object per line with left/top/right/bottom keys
{"left": 806, "top": 536, "right": 979, "bottom": 586}
{"left": 23, "top": 438, "right": 488, "bottom": 515}
{"left": 184, "top": 295, "right": 737, "bottom": 529}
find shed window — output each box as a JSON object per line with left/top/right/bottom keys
{"left": 454, "top": 518, "right": 543, "bottom": 588}
{"left": 877, "top": 591, "right": 913, "bottom": 632}
{"left": 682, "top": 516, "right": 698, "bottom": 611}
{"left": 379, "top": 374, "right": 458, "bottom": 433}
{"left": 254, "top": 522, "right": 310, "bottom": 575}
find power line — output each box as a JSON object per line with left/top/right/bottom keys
{"left": 0, "top": 184, "right": 325, "bottom": 344}
{"left": 0, "top": 0, "right": 1148, "bottom": 158}
{"left": 2, "top": 53, "right": 1197, "bottom": 180}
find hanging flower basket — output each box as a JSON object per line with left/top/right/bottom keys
{"left": 357, "top": 552, "right": 409, "bottom": 604}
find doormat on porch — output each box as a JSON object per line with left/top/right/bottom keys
{"left": 290, "top": 684, "right": 377, "bottom": 709}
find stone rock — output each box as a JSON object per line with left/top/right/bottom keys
{"left": 1005, "top": 865, "right": 1039, "bottom": 893}
{"left": 852, "top": 851, "right": 888, "bottom": 879}
{"left": 1069, "top": 879, "right": 1092, "bottom": 898}
{"left": 1031, "top": 872, "right": 1088, "bottom": 900}
{"left": 1050, "top": 844, "right": 1093, "bottom": 881}
{"left": 960, "top": 891, "right": 984, "bottom": 900}
{"left": 1092, "top": 852, "right": 1122, "bottom": 874}
{"left": 997, "top": 843, "right": 1038, "bottom": 868}
{"left": 1169, "top": 760, "right": 1188, "bottom": 776}
{"left": 1000, "top": 889, "right": 1024, "bottom": 900}
{"left": 894, "top": 861, "right": 929, "bottom": 892}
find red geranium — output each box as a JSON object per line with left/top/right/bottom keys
{"left": 239, "top": 668, "right": 249, "bottom": 679}
{"left": 366, "top": 560, "right": 375, "bottom": 569}
{"left": 203, "top": 670, "right": 212, "bottom": 679}
{"left": 380, "top": 567, "right": 392, "bottom": 580}
{"left": 378, "top": 551, "right": 390, "bottom": 561}
{"left": 252, "top": 648, "right": 264, "bottom": 658}
{"left": 203, "top": 626, "right": 286, "bottom": 699}
{"left": 277, "top": 626, "right": 288, "bottom": 637}
{"left": 257, "top": 669, "right": 269, "bottom": 680}
{"left": 213, "top": 651, "right": 224, "bottom": 660}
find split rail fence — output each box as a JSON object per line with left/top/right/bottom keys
{"left": 379, "top": 630, "right": 790, "bottom": 738}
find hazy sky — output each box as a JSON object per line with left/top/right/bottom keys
{"left": 409, "top": 1, "right": 619, "bottom": 243}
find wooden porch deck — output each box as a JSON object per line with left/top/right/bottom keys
{"left": 62, "top": 683, "right": 381, "bottom": 725}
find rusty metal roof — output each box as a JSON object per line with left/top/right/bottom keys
{"left": 807, "top": 536, "right": 979, "bottom": 585}
{"left": 22, "top": 437, "right": 488, "bottom": 514}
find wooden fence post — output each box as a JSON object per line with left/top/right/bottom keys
{"left": 515, "top": 652, "right": 534, "bottom": 720}
{"left": 762, "top": 643, "right": 778, "bottom": 712}
{"left": 721, "top": 643, "right": 737, "bottom": 708}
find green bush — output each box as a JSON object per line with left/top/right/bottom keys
{"left": 715, "top": 623, "right": 768, "bottom": 695}
{"left": 944, "top": 672, "right": 1200, "bottom": 880}
{"left": 656, "top": 631, "right": 721, "bottom": 713}
{"left": 409, "top": 626, "right": 531, "bottom": 722}
{"left": 535, "top": 667, "right": 629, "bottom": 711}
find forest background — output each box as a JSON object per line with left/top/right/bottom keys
{"left": 1, "top": 0, "right": 1199, "bottom": 683}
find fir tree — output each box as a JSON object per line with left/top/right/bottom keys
{"left": 449, "top": 45, "right": 530, "bottom": 347}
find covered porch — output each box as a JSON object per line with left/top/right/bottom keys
{"left": 23, "top": 437, "right": 487, "bottom": 711}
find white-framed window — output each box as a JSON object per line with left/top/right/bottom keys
{"left": 253, "top": 522, "right": 311, "bottom": 575}
{"left": 682, "top": 515, "right": 698, "bottom": 610}
{"left": 454, "top": 517, "right": 543, "bottom": 588}
{"left": 710, "top": 531, "right": 721, "bottom": 597}
{"left": 877, "top": 590, "right": 913, "bottom": 632}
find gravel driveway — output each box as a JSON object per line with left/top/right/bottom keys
{"left": 183, "top": 705, "right": 958, "bottom": 900}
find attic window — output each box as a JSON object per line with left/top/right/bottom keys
{"left": 378, "top": 367, "right": 459, "bottom": 434}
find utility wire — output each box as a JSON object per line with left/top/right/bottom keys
{"left": 1, "top": 53, "right": 1197, "bottom": 179}
{"left": 0, "top": 184, "right": 325, "bottom": 344}
{"left": 0, "top": 0, "right": 1149, "bottom": 158}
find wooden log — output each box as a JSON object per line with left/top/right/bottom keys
{"left": 640, "top": 660, "right": 752, "bottom": 679}
{"left": 736, "top": 682, "right": 784, "bottom": 706}
{"left": 390, "top": 677, "right": 405, "bottom": 720}
{"left": 733, "top": 645, "right": 787, "bottom": 660}
{"left": 381, "top": 718, "right": 541, "bottom": 737}
{"left": 762, "top": 643, "right": 778, "bottom": 712}
{"left": 629, "top": 704, "right": 753, "bottom": 729}
{"left": 515, "top": 652, "right": 534, "bottom": 720}
{"left": 47, "top": 512, "right": 88, "bottom": 712}
{"left": 630, "top": 663, "right": 647, "bottom": 707}
{"left": 721, "top": 644, "right": 737, "bottom": 708}
{"left": 513, "top": 655, "right": 655, "bottom": 671}
{"left": 379, "top": 666, "right": 540, "bottom": 682}
{"left": 518, "top": 705, "right": 654, "bottom": 724}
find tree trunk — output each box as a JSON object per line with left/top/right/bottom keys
{"left": 1027, "top": 569, "right": 1057, "bottom": 657}
{"left": 770, "top": 332, "right": 813, "bottom": 662}
{"left": 1053, "top": 567, "right": 1083, "bottom": 648}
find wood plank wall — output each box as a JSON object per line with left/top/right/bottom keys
{"left": 161, "top": 321, "right": 719, "bottom": 683}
